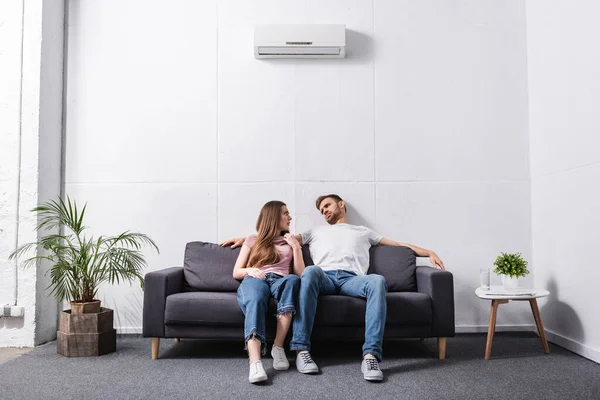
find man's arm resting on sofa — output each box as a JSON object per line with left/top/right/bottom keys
{"left": 416, "top": 266, "right": 455, "bottom": 338}
{"left": 143, "top": 267, "right": 184, "bottom": 338}
{"left": 377, "top": 237, "right": 445, "bottom": 270}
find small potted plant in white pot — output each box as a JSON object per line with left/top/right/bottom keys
{"left": 9, "top": 196, "right": 158, "bottom": 356}
{"left": 493, "top": 252, "right": 530, "bottom": 289}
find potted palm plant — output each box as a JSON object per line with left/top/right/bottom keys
{"left": 493, "top": 252, "right": 530, "bottom": 289}
{"left": 9, "top": 196, "right": 158, "bottom": 356}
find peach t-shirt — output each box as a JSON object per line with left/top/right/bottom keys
{"left": 243, "top": 234, "right": 292, "bottom": 276}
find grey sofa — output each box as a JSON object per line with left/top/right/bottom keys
{"left": 143, "top": 241, "right": 455, "bottom": 360}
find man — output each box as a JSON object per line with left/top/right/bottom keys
{"left": 221, "top": 194, "right": 445, "bottom": 381}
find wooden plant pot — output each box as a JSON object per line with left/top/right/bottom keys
{"left": 57, "top": 307, "right": 116, "bottom": 357}
{"left": 70, "top": 300, "right": 101, "bottom": 314}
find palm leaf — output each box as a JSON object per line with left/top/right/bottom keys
{"left": 105, "top": 232, "right": 159, "bottom": 253}
{"left": 8, "top": 196, "right": 159, "bottom": 303}
{"left": 96, "top": 247, "right": 146, "bottom": 287}
{"left": 48, "top": 260, "right": 80, "bottom": 301}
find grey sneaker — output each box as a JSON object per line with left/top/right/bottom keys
{"left": 271, "top": 345, "right": 290, "bottom": 370}
{"left": 249, "top": 360, "right": 268, "bottom": 383}
{"left": 361, "top": 358, "right": 383, "bottom": 381}
{"left": 296, "top": 351, "right": 319, "bottom": 374}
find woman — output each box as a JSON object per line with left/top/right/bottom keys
{"left": 232, "top": 200, "right": 305, "bottom": 384}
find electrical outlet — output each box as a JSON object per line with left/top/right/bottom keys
{"left": 1, "top": 305, "right": 24, "bottom": 317}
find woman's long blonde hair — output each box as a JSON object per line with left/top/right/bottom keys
{"left": 247, "top": 200, "right": 286, "bottom": 269}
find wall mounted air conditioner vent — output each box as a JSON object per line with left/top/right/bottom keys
{"left": 254, "top": 24, "right": 346, "bottom": 59}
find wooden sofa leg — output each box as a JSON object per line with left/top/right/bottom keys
{"left": 152, "top": 337, "right": 160, "bottom": 360}
{"left": 174, "top": 338, "right": 180, "bottom": 343}
{"left": 438, "top": 337, "right": 446, "bottom": 360}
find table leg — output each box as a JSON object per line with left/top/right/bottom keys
{"left": 485, "top": 299, "right": 507, "bottom": 360}
{"left": 529, "top": 298, "right": 550, "bottom": 354}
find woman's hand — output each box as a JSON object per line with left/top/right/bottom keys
{"left": 283, "top": 233, "right": 301, "bottom": 250}
{"left": 245, "top": 268, "right": 266, "bottom": 279}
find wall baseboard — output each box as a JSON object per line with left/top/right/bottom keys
{"left": 455, "top": 324, "right": 535, "bottom": 333}
{"left": 116, "top": 327, "right": 142, "bottom": 335}
{"left": 117, "top": 325, "right": 536, "bottom": 335}
{"left": 544, "top": 329, "right": 600, "bottom": 364}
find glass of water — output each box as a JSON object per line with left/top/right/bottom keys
{"left": 480, "top": 268, "right": 491, "bottom": 291}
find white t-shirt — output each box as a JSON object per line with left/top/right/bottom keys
{"left": 301, "top": 223, "right": 383, "bottom": 276}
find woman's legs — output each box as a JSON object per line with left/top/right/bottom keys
{"left": 270, "top": 274, "right": 300, "bottom": 346}
{"left": 269, "top": 274, "right": 300, "bottom": 370}
{"left": 274, "top": 312, "right": 293, "bottom": 348}
{"left": 246, "top": 338, "right": 262, "bottom": 362}
{"left": 236, "top": 276, "right": 271, "bottom": 360}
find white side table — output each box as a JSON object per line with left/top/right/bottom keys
{"left": 475, "top": 287, "right": 550, "bottom": 360}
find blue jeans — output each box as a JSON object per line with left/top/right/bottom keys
{"left": 237, "top": 273, "right": 300, "bottom": 349}
{"left": 289, "top": 266, "right": 387, "bottom": 360}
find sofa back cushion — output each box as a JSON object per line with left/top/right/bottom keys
{"left": 183, "top": 241, "right": 241, "bottom": 292}
{"left": 301, "top": 245, "right": 313, "bottom": 267}
{"left": 304, "top": 243, "right": 416, "bottom": 292}
{"left": 183, "top": 241, "right": 416, "bottom": 292}
{"left": 368, "top": 245, "right": 417, "bottom": 292}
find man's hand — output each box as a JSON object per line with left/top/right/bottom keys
{"left": 245, "top": 268, "right": 265, "bottom": 279}
{"left": 429, "top": 252, "right": 446, "bottom": 270}
{"left": 283, "top": 233, "right": 301, "bottom": 250}
{"left": 219, "top": 237, "right": 245, "bottom": 249}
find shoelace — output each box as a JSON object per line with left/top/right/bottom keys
{"left": 365, "top": 358, "right": 379, "bottom": 371}
{"left": 300, "top": 352, "right": 315, "bottom": 364}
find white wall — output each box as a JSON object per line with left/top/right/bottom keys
{"left": 64, "top": 0, "right": 532, "bottom": 333}
{"left": 0, "top": 1, "right": 30, "bottom": 345}
{"left": 0, "top": 0, "right": 25, "bottom": 309}
{"left": 527, "top": 0, "right": 600, "bottom": 362}
{"left": 0, "top": 0, "right": 62, "bottom": 347}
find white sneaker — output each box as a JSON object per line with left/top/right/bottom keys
{"left": 296, "top": 351, "right": 319, "bottom": 374}
{"left": 271, "top": 345, "right": 290, "bottom": 370}
{"left": 361, "top": 357, "right": 383, "bottom": 382}
{"left": 249, "top": 360, "right": 268, "bottom": 383}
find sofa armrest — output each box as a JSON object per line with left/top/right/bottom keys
{"left": 143, "top": 267, "right": 184, "bottom": 338}
{"left": 416, "top": 266, "right": 455, "bottom": 337}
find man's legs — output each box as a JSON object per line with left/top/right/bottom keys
{"left": 338, "top": 274, "right": 387, "bottom": 360}
{"left": 290, "top": 266, "right": 336, "bottom": 374}
{"left": 289, "top": 266, "right": 336, "bottom": 352}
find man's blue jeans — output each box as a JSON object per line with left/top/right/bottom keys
{"left": 237, "top": 273, "right": 300, "bottom": 349}
{"left": 289, "top": 266, "right": 387, "bottom": 360}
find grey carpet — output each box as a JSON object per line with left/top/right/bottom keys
{"left": 0, "top": 333, "right": 598, "bottom": 400}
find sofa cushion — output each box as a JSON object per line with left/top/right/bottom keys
{"left": 313, "top": 293, "right": 432, "bottom": 326}
{"left": 301, "top": 245, "right": 314, "bottom": 266}
{"left": 183, "top": 241, "right": 241, "bottom": 292}
{"left": 166, "top": 292, "right": 242, "bottom": 325}
{"left": 182, "top": 241, "right": 416, "bottom": 292}
{"left": 165, "top": 292, "right": 431, "bottom": 327}
{"left": 368, "top": 246, "right": 417, "bottom": 292}
{"left": 304, "top": 243, "right": 416, "bottom": 292}
{"left": 165, "top": 292, "right": 280, "bottom": 326}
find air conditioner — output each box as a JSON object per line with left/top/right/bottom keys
{"left": 254, "top": 24, "right": 346, "bottom": 59}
